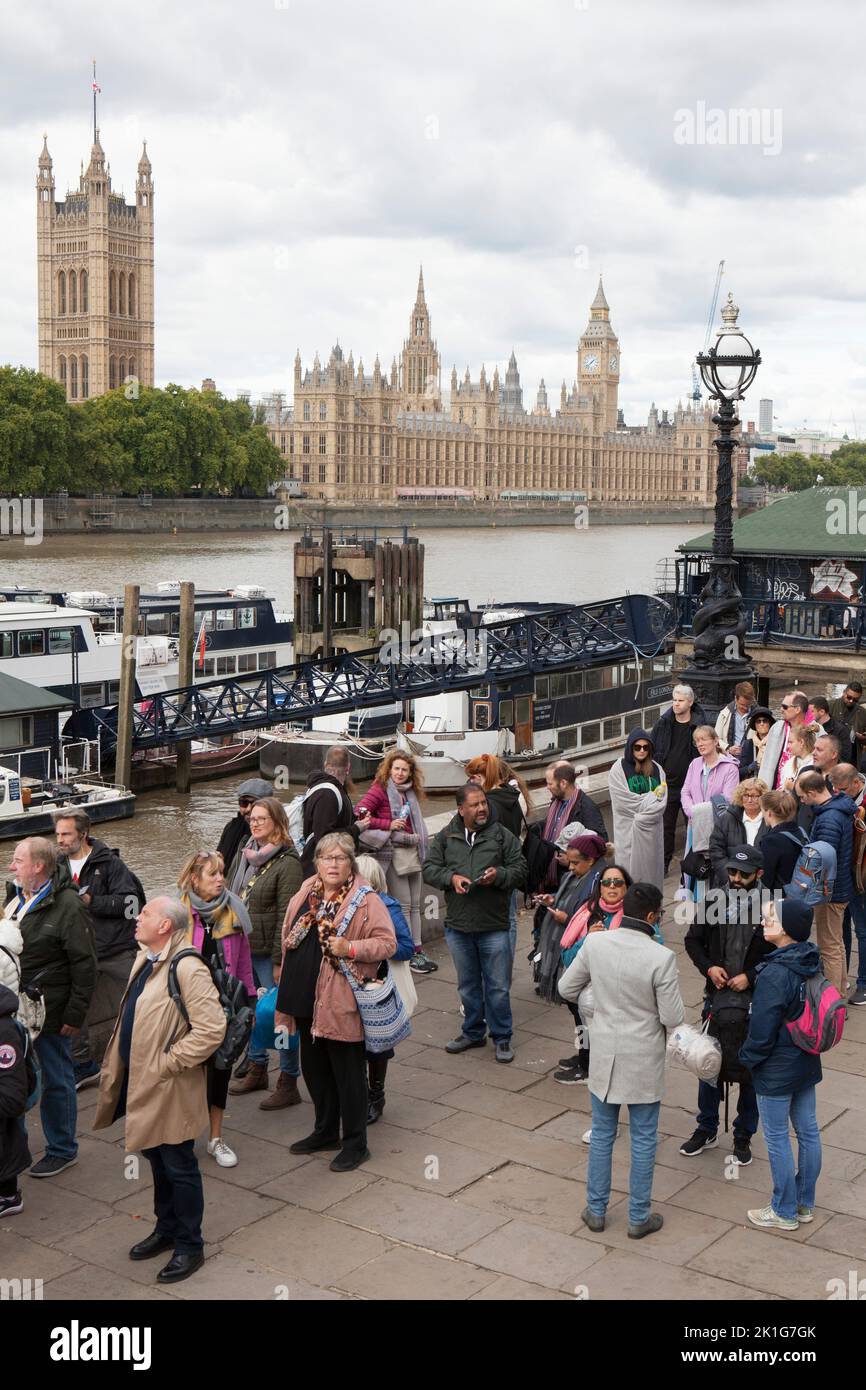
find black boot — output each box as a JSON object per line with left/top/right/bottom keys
{"left": 367, "top": 1055, "right": 388, "bottom": 1125}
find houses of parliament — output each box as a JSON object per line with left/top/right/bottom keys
{"left": 267, "top": 271, "right": 728, "bottom": 506}
{"left": 33, "top": 113, "right": 725, "bottom": 509}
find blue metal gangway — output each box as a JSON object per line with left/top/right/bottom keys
{"left": 90, "top": 593, "right": 673, "bottom": 751}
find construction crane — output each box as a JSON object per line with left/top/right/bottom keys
{"left": 691, "top": 259, "right": 726, "bottom": 402}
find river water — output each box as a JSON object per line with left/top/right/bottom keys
{"left": 2, "top": 523, "right": 704, "bottom": 894}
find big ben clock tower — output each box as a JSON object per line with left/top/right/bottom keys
{"left": 577, "top": 276, "right": 620, "bottom": 433}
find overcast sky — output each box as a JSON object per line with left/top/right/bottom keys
{"left": 2, "top": 0, "right": 864, "bottom": 435}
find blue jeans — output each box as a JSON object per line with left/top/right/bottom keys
{"left": 697, "top": 1078, "right": 759, "bottom": 1140}
{"left": 33, "top": 1032, "right": 77, "bottom": 1161}
{"left": 141, "top": 1139, "right": 204, "bottom": 1255}
{"left": 757, "top": 1086, "right": 822, "bottom": 1221}
{"left": 445, "top": 927, "right": 513, "bottom": 1044}
{"left": 249, "top": 957, "right": 300, "bottom": 1075}
{"left": 843, "top": 893, "right": 866, "bottom": 989}
{"left": 587, "top": 1094, "right": 660, "bottom": 1225}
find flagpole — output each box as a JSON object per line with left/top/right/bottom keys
{"left": 92, "top": 59, "right": 97, "bottom": 142}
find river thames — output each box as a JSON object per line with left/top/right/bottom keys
{"left": 2, "top": 522, "right": 704, "bottom": 892}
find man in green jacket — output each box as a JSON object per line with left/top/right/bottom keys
{"left": 6, "top": 836, "right": 96, "bottom": 1177}
{"left": 423, "top": 784, "right": 526, "bottom": 1063}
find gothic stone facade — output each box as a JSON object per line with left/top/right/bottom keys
{"left": 268, "top": 271, "right": 731, "bottom": 505}
{"left": 36, "top": 132, "right": 154, "bottom": 401}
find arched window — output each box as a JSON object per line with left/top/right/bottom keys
{"left": 69, "top": 271, "right": 77, "bottom": 315}
{"left": 119, "top": 356, "right": 126, "bottom": 384}
{"left": 128, "top": 356, "right": 136, "bottom": 381}
{"left": 303, "top": 401, "right": 311, "bottom": 422}
{"left": 59, "top": 355, "right": 67, "bottom": 390}
{"left": 109, "top": 270, "right": 116, "bottom": 315}
{"left": 58, "top": 270, "right": 66, "bottom": 314}
{"left": 127, "top": 273, "right": 135, "bottom": 317}
{"left": 70, "top": 356, "right": 78, "bottom": 400}
{"left": 80, "top": 269, "right": 88, "bottom": 314}
{"left": 109, "top": 356, "right": 117, "bottom": 390}
{"left": 119, "top": 272, "right": 127, "bottom": 316}
{"left": 80, "top": 355, "right": 89, "bottom": 399}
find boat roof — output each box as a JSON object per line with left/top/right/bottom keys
{"left": 0, "top": 603, "right": 98, "bottom": 621}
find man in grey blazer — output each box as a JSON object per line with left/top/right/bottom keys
{"left": 559, "top": 882, "right": 684, "bottom": 1239}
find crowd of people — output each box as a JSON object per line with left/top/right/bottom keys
{"left": 0, "top": 677, "right": 863, "bottom": 1277}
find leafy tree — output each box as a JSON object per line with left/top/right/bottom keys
{"left": 0, "top": 366, "right": 73, "bottom": 493}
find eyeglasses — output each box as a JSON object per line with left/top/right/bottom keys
{"left": 238, "top": 798, "right": 255, "bottom": 807}
{"left": 318, "top": 853, "right": 351, "bottom": 864}
{"left": 632, "top": 744, "right": 651, "bottom": 752}
{"left": 600, "top": 878, "right": 626, "bottom": 888}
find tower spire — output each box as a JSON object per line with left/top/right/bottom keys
{"left": 91, "top": 60, "right": 101, "bottom": 145}
{"left": 415, "top": 265, "right": 426, "bottom": 306}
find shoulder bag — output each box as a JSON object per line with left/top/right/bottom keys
{"left": 334, "top": 886, "right": 412, "bottom": 1054}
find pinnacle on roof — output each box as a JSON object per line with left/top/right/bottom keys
{"left": 138, "top": 140, "right": 152, "bottom": 172}
{"left": 591, "top": 275, "right": 609, "bottom": 313}
{"left": 39, "top": 134, "right": 52, "bottom": 165}
{"left": 415, "top": 265, "right": 426, "bottom": 306}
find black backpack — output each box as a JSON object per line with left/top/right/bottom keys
{"left": 167, "top": 947, "right": 253, "bottom": 1072}
{"left": 522, "top": 822, "right": 557, "bottom": 894}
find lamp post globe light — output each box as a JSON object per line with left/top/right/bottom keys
{"left": 679, "top": 292, "right": 761, "bottom": 722}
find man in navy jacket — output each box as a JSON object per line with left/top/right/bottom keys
{"left": 797, "top": 770, "right": 855, "bottom": 997}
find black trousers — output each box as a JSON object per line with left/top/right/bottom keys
{"left": 206, "top": 1058, "right": 230, "bottom": 1111}
{"left": 141, "top": 1139, "right": 204, "bottom": 1255}
{"left": 663, "top": 792, "right": 686, "bottom": 871}
{"left": 297, "top": 1018, "right": 368, "bottom": 1158}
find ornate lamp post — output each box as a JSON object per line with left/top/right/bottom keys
{"left": 679, "top": 292, "right": 761, "bottom": 722}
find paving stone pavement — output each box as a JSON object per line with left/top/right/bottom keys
{"left": 2, "top": 871, "right": 865, "bottom": 1302}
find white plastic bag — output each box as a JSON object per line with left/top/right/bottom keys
{"left": 666, "top": 1022, "right": 721, "bottom": 1082}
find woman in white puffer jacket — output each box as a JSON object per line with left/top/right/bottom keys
{"left": 0, "top": 918, "right": 23, "bottom": 996}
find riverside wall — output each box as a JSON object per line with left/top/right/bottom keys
{"left": 35, "top": 496, "right": 718, "bottom": 535}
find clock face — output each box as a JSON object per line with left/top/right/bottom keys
{"left": 583, "top": 354, "right": 599, "bottom": 372}
{"left": 609, "top": 354, "right": 618, "bottom": 372}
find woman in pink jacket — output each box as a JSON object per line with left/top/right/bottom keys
{"left": 178, "top": 850, "right": 256, "bottom": 1170}
{"left": 274, "top": 832, "right": 396, "bottom": 1173}
{"left": 680, "top": 726, "right": 740, "bottom": 900}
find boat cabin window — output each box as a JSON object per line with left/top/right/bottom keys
{"left": 202, "top": 611, "right": 215, "bottom": 632}
{"left": 473, "top": 702, "right": 493, "bottom": 730}
{"left": 534, "top": 676, "right": 549, "bottom": 700}
{"left": 624, "top": 711, "right": 644, "bottom": 734}
{"left": 79, "top": 682, "right": 106, "bottom": 709}
{"left": 604, "top": 717, "right": 623, "bottom": 741}
{"left": 216, "top": 609, "right": 235, "bottom": 631}
{"left": 216, "top": 656, "right": 236, "bottom": 675}
{"left": 238, "top": 607, "right": 256, "bottom": 629}
{"left": 202, "top": 659, "right": 215, "bottom": 676}
{"left": 580, "top": 722, "right": 601, "bottom": 748}
{"left": 585, "top": 669, "right": 603, "bottom": 693}
{"left": 557, "top": 726, "right": 577, "bottom": 751}
{"left": 0, "top": 781, "right": 5, "bottom": 805}
{"left": 108, "top": 681, "right": 121, "bottom": 703}
{"left": 567, "top": 672, "right": 584, "bottom": 696}
{"left": 238, "top": 653, "right": 258, "bottom": 673}
{"left": 0, "top": 633, "right": 12, "bottom": 658}
{"left": 145, "top": 613, "right": 170, "bottom": 636}
{"left": 550, "top": 674, "right": 567, "bottom": 699}
{"left": 0, "top": 716, "right": 32, "bottom": 746}
{"left": 470, "top": 684, "right": 490, "bottom": 699}
{"left": 258, "top": 651, "right": 277, "bottom": 669}
{"left": 643, "top": 705, "right": 661, "bottom": 729}
{"left": 18, "top": 630, "right": 45, "bottom": 656}
{"left": 499, "top": 699, "right": 514, "bottom": 728}
{"left": 48, "top": 627, "right": 75, "bottom": 654}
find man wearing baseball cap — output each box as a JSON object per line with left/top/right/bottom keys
{"left": 682, "top": 843, "right": 775, "bottom": 1167}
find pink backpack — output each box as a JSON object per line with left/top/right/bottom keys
{"left": 785, "top": 973, "right": 845, "bottom": 1054}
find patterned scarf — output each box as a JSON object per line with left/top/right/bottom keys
{"left": 284, "top": 874, "right": 355, "bottom": 954}
{"left": 181, "top": 888, "right": 252, "bottom": 940}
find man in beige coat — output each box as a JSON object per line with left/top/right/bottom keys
{"left": 94, "top": 896, "right": 226, "bottom": 1284}
{"left": 559, "top": 881, "right": 684, "bottom": 1240}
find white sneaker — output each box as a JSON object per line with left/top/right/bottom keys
{"left": 207, "top": 1138, "right": 238, "bottom": 1168}
{"left": 582, "top": 1129, "right": 592, "bottom": 1145}
{"left": 747, "top": 1203, "right": 798, "bottom": 1232}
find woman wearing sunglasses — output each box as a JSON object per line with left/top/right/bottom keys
{"left": 608, "top": 729, "right": 667, "bottom": 890}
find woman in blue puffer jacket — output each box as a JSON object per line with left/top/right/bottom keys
{"left": 739, "top": 898, "right": 822, "bottom": 1233}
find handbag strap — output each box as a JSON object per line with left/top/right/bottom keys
{"left": 780, "top": 829, "right": 808, "bottom": 849}
{"left": 333, "top": 885, "right": 373, "bottom": 938}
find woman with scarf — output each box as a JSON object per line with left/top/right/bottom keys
{"left": 608, "top": 729, "right": 667, "bottom": 889}
{"left": 535, "top": 833, "right": 607, "bottom": 1016}
{"left": 227, "top": 797, "right": 304, "bottom": 1107}
{"left": 354, "top": 751, "right": 433, "bottom": 975}
{"left": 552, "top": 863, "right": 637, "bottom": 1085}
{"left": 177, "top": 851, "right": 256, "bottom": 1168}
{"left": 274, "top": 832, "right": 396, "bottom": 1172}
